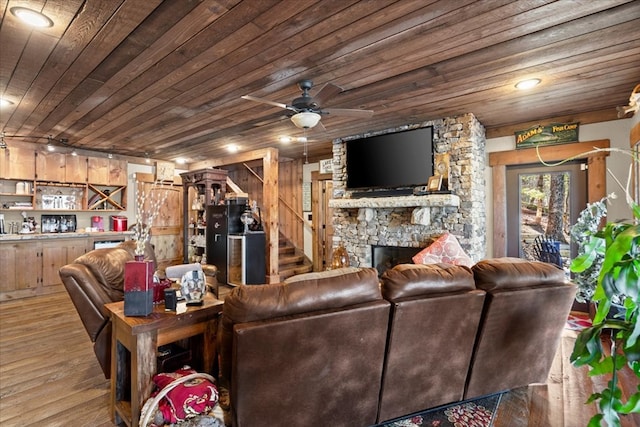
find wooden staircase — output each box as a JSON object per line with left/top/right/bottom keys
{"left": 278, "top": 234, "right": 313, "bottom": 280}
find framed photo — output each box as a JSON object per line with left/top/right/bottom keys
{"left": 155, "top": 161, "right": 175, "bottom": 181}
{"left": 427, "top": 175, "right": 442, "bottom": 192}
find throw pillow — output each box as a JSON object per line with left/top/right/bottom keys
{"left": 412, "top": 233, "right": 473, "bottom": 267}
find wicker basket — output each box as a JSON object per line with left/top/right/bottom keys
{"left": 139, "top": 372, "right": 224, "bottom": 427}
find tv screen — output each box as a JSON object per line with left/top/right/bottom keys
{"left": 346, "top": 126, "right": 433, "bottom": 190}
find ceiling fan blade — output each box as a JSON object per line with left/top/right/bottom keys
{"left": 313, "top": 83, "right": 342, "bottom": 106}
{"left": 241, "top": 95, "right": 288, "bottom": 110}
{"left": 322, "top": 108, "right": 374, "bottom": 118}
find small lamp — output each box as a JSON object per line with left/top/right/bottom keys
{"left": 331, "top": 243, "right": 350, "bottom": 269}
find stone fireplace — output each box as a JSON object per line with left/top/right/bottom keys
{"left": 329, "top": 114, "right": 486, "bottom": 267}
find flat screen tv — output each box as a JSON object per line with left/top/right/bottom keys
{"left": 346, "top": 126, "right": 433, "bottom": 191}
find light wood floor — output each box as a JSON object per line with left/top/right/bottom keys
{"left": 1, "top": 292, "right": 638, "bottom": 427}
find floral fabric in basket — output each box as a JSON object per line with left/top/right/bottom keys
{"left": 152, "top": 367, "right": 219, "bottom": 424}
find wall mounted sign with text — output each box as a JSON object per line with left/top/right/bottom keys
{"left": 319, "top": 159, "right": 333, "bottom": 174}
{"left": 515, "top": 122, "right": 579, "bottom": 149}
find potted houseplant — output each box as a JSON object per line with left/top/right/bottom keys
{"left": 568, "top": 155, "right": 640, "bottom": 426}
{"left": 570, "top": 195, "right": 611, "bottom": 305}
{"left": 570, "top": 194, "right": 627, "bottom": 313}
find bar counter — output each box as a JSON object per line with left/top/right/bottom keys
{"left": 0, "top": 230, "right": 133, "bottom": 242}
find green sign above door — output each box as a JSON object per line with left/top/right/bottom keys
{"left": 515, "top": 122, "right": 579, "bottom": 149}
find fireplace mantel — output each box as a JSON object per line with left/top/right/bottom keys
{"left": 328, "top": 194, "right": 460, "bottom": 209}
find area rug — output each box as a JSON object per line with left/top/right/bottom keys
{"left": 377, "top": 393, "right": 502, "bottom": 427}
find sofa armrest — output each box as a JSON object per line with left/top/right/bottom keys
{"left": 59, "top": 263, "right": 121, "bottom": 341}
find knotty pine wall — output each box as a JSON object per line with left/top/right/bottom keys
{"left": 227, "top": 158, "right": 305, "bottom": 250}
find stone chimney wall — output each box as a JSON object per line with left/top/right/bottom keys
{"left": 330, "top": 113, "right": 486, "bottom": 266}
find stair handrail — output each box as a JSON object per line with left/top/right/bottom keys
{"left": 241, "top": 163, "right": 306, "bottom": 224}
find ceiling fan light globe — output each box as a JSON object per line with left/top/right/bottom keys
{"left": 291, "top": 112, "right": 321, "bottom": 129}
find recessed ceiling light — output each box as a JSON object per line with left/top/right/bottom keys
{"left": 0, "top": 98, "right": 14, "bottom": 108}
{"left": 176, "top": 158, "right": 187, "bottom": 165}
{"left": 227, "top": 144, "right": 239, "bottom": 153}
{"left": 515, "top": 79, "right": 541, "bottom": 90}
{"left": 10, "top": 7, "right": 54, "bottom": 28}
{"left": 279, "top": 136, "right": 292, "bottom": 143}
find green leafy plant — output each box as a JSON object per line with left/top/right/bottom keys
{"left": 567, "top": 158, "right": 640, "bottom": 426}
{"left": 569, "top": 203, "right": 640, "bottom": 426}
{"left": 539, "top": 145, "right": 640, "bottom": 426}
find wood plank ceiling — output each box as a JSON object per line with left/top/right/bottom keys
{"left": 1, "top": 0, "right": 639, "bottom": 164}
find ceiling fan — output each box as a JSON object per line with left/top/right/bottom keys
{"left": 241, "top": 80, "right": 373, "bottom": 129}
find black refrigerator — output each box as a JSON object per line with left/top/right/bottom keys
{"left": 206, "top": 203, "right": 245, "bottom": 285}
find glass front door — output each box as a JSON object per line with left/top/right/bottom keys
{"left": 506, "top": 161, "right": 587, "bottom": 271}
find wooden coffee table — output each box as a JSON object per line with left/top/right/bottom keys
{"left": 105, "top": 294, "right": 224, "bottom": 427}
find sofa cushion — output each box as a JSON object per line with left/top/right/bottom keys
{"left": 472, "top": 257, "right": 566, "bottom": 291}
{"left": 411, "top": 233, "right": 473, "bottom": 267}
{"left": 381, "top": 263, "right": 475, "bottom": 301}
{"left": 223, "top": 267, "right": 382, "bottom": 323}
{"left": 73, "top": 247, "right": 132, "bottom": 299}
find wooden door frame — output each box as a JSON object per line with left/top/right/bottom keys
{"left": 489, "top": 139, "right": 610, "bottom": 257}
{"left": 311, "top": 171, "right": 332, "bottom": 271}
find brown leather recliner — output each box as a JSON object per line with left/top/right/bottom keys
{"left": 58, "top": 241, "right": 156, "bottom": 378}
{"left": 464, "top": 257, "right": 577, "bottom": 399}
{"left": 377, "top": 263, "right": 486, "bottom": 423}
{"left": 219, "top": 267, "right": 390, "bottom": 427}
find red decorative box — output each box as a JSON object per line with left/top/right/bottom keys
{"left": 124, "top": 259, "right": 154, "bottom": 316}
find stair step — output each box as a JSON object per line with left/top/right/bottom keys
{"left": 279, "top": 253, "right": 305, "bottom": 269}
{"left": 277, "top": 233, "right": 313, "bottom": 281}
{"left": 278, "top": 245, "right": 295, "bottom": 256}
{"left": 279, "top": 263, "right": 313, "bottom": 280}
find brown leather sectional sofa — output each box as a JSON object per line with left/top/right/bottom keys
{"left": 220, "top": 258, "right": 576, "bottom": 427}
{"left": 59, "top": 246, "right": 576, "bottom": 426}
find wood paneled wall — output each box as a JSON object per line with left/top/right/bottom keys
{"left": 227, "top": 158, "right": 305, "bottom": 249}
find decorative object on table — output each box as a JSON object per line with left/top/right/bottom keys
{"left": 539, "top": 143, "right": 640, "bottom": 426}
{"left": 164, "top": 288, "right": 177, "bottom": 311}
{"left": 427, "top": 175, "right": 442, "bottom": 192}
{"left": 434, "top": 152, "right": 450, "bottom": 190}
{"left": 164, "top": 263, "right": 207, "bottom": 306}
{"left": 153, "top": 276, "right": 172, "bottom": 305}
{"left": 240, "top": 206, "right": 255, "bottom": 233}
{"left": 133, "top": 178, "right": 169, "bottom": 256}
{"left": 124, "top": 255, "right": 155, "bottom": 316}
{"left": 331, "top": 243, "right": 350, "bottom": 269}
{"left": 180, "top": 269, "right": 206, "bottom": 306}
{"left": 248, "top": 202, "right": 263, "bottom": 232}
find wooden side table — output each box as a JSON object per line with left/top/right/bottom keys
{"left": 105, "top": 295, "right": 224, "bottom": 427}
